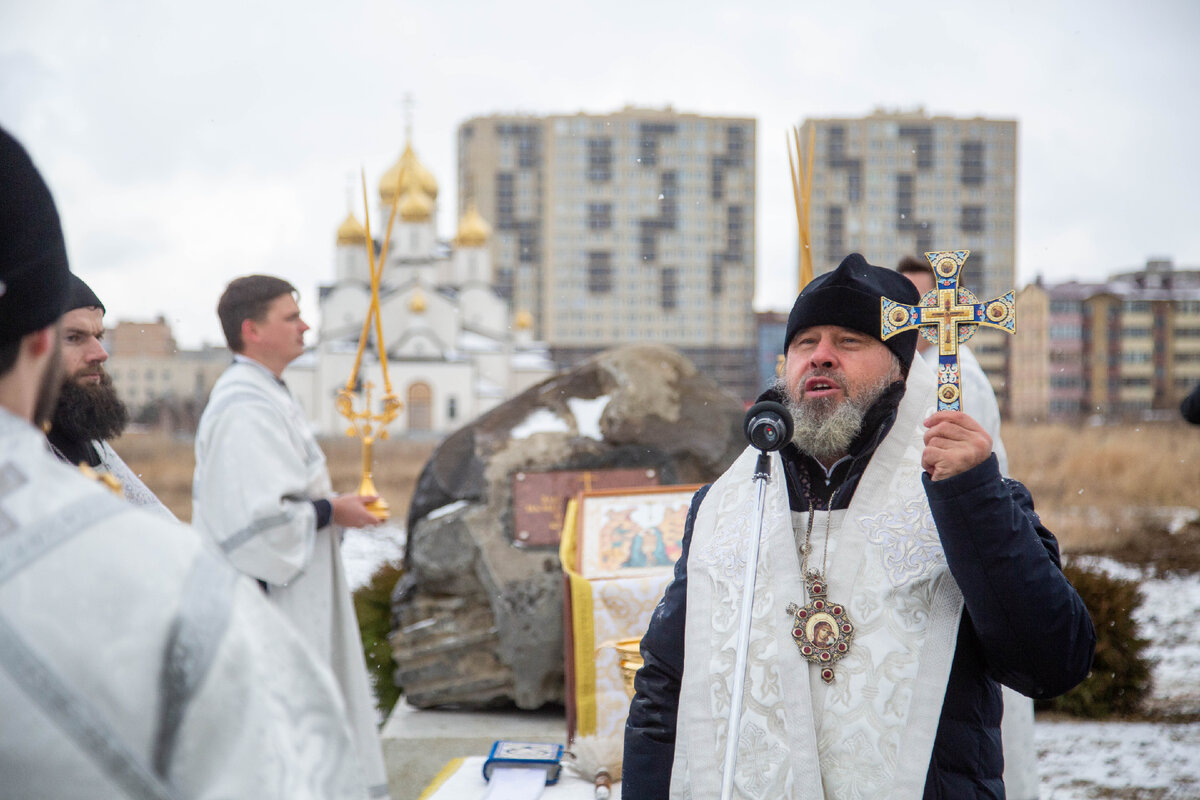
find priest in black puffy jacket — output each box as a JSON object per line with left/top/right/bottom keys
{"left": 623, "top": 254, "right": 1095, "bottom": 799}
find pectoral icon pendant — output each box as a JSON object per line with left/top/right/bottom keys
{"left": 786, "top": 573, "right": 855, "bottom": 684}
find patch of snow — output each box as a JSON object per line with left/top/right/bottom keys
{"left": 1167, "top": 506, "right": 1200, "bottom": 535}
{"left": 1037, "top": 720, "right": 1200, "bottom": 799}
{"left": 341, "top": 524, "right": 405, "bottom": 590}
{"left": 568, "top": 395, "right": 610, "bottom": 441}
{"left": 510, "top": 407, "right": 570, "bottom": 439}
{"left": 426, "top": 499, "right": 469, "bottom": 521}
{"left": 1069, "top": 554, "right": 1143, "bottom": 582}
{"left": 1136, "top": 570, "right": 1200, "bottom": 714}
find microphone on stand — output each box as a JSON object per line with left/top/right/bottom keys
{"left": 744, "top": 400, "right": 792, "bottom": 452}
{"left": 722, "top": 399, "right": 793, "bottom": 800}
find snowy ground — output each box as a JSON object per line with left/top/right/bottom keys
{"left": 1037, "top": 719, "right": 1200, "bottom": 799}
{"left": 343, "top": 537, "right": 1200, "bottom": 799}
{"left": 1037, "top": 558, "right": 1200, "bottom": 799}
{"left": 342, "top": 524, "right": 406, "bottom": 590}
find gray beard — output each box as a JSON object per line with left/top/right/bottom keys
{"left": 774, "top": 373, "right": 892, "bottom": 463}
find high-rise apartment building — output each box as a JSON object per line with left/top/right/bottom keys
{"left": 801, "top": 108, "right": 1018, "bottom": 403}
{"left": 801, "top": 108, "right": 1017, "bottom": 297}
{"left": 458, "top": 107, "right": 758, "bottom": 398}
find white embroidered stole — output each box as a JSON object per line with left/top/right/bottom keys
{"left": 94, "top": 442, "right": 175, "bottom": 520}
{"left": 673, "top": 360, "right": 964, "bottom": 800}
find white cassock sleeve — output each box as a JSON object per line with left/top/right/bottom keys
{"left": 168, "top": 573, "right": 368, "bottom": 799}
{"left": 193, "top": 395, "right": 320, "bottom": 586}
{"left": 0, "top": 434, "right": 367, "bottom": 800}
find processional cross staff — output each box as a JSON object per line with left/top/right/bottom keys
{"left": 337, "top": 168, "right": 405, "bottom": 521}
{"left": 881, "top": 249, "right": 1016, "bottom": 410}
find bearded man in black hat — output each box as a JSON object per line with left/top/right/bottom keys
{"left": 0, "top": 125, "right": 370, "bottom": 798}
{"left": 45, "top": 274, "right": 173, "bottom": 517}
{"left": 623, "top": 254, "right": 1096, "bottom": 800}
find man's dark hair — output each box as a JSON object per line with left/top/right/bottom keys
{"left": 897, "top": 255, "right": 935, "bottom": 279}
{"left": 217, "top": 275, "right": 297, "bottom": 352}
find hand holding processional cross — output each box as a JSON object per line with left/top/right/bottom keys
{"left": 881, "top": 249, "right": 1016, "bottom": 411}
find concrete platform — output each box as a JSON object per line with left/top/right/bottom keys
{"left": 381, "top": 701, "right": 567, "bottom": 800}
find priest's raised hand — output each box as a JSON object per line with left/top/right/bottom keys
{"left": 921, "top": 409, "right": 994, "bottom": 481}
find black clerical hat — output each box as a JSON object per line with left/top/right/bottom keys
{"left": 0, "top": 126, "right": 71, "bottom": 343}
{"left": 67, "top": 274, "right": 104, "bottom": 314}
{"left": 784, "top": 253, "right": 919, "bottom": 373}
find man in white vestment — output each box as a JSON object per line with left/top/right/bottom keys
{"left": 624, "top": 254, "right": 1095, "bottom": 799}
{"left": 0, "top": 126, "right": 368, "bottom": 798}
{"left": 192, "top": 274, "right": 391, "bottom": 798}
{"left": 898, "top": 255, "right": 1037, "bottom": 800}
{"left": 46, "top": 274, "right": 173, "bottom": 518}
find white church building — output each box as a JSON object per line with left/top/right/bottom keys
{"left": 286, "top": 140, "right": 555, "bottom": 437}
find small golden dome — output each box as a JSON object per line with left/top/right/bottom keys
{"left": 379, "top": 143, "right": 439, "bottom": 205}
{"left": 399, "top": 188, "right": 434, "bottom": 222}
{"left": 335, "top": 212, "right": 368, "bottom": 246}
{"left": 408, "top": 288, "right": 427, "bottom": 314}
{"left": 455, "top": 203, "right": 492, "bottom": 248}
{"left": 514, "top": 309, "right": 533, "bottom": 331}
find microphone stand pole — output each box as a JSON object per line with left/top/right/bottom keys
{"left": 719, "top": 450, "right": 773, "bottom": 800}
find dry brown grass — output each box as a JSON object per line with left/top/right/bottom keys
{"left": 1005, "top": 421, "right": 1200, "bottom": 565}
{"left": 114, "top": 421, "right": 1200, "bottom": 569}
{"left": 114, "top": 432, "right": 435, "bottom": 523}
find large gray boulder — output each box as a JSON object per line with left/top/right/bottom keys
{"left": 391, "top": 344, "right": 746, "bottom": 709}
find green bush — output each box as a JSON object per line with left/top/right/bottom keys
{"left": 353, "top": 562, "right": 404, "bottom": 723}
{"left": 1037, "top": 562, "right": 1152, "bottom": 718}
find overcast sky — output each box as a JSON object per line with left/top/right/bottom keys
{"left": 2, "top": 0, "right": 1197, "bottom": 347}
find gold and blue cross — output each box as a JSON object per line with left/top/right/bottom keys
{"left": 881, "top": 249, "right": 1016, "bottom": 411}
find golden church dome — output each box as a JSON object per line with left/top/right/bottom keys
{"left": 514, "top": 309, "right": 533, "bottom": 331}
{"left": 399, "top": 188, "right": 434, "bottom": 222}
{"left": 455, "top": 203, "right": 492, "bottom": 248}
{"left": 379, "top": 143, "right": 439, "bottom": 205}
{"left": 408, "top": 288, "right": 427, "bottom": 313}
{"left": 335, "top": 212, "right": 368, "bottom": 246}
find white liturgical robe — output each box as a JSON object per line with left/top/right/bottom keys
{"left": 0, "top": 407, "right": 367, "bottom": 799}
{"left": 193, "top": 357, "right": 390, "bottom": 798}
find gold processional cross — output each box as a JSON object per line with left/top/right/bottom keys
{"left": 881, "top": 249, "right": 1016, "bottom": 411}
{"left": 336, "top": 169, "right": 405, "bottom": 520}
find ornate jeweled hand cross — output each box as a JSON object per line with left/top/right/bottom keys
{"left": 881, "top": 249, "right": 1016, "bottom": 411}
